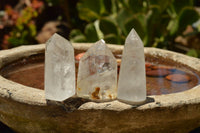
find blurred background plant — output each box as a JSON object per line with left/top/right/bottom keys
{"left": 0, "top": 0, "right": 77, "bottom": 49}
{"left": 70, "top": 0, "right": 199, "bottom": 49}
{"left": 0, "top": 0, "right": 44, "bottom": 49}
{"left": 0, "top": 0, "right": 200, "bottom": 58}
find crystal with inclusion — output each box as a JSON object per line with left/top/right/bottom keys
{"left": 118, "top": 28, "right": 146, "bottom": 104}
{"left": 45, "top": 33, "right": 75, "bottom": 101}
{"left": 77, "top": 39, "right": 117, "bottom": 100}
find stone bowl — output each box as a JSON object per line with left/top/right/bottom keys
{"left": 0, "top": 44, "right": 200, "bottom": 133}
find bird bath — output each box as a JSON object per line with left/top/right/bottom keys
{"left": 1, "top": 50, "right": 199, "bottom": 96}
{"left": 0, "top": 43, "right": 200, "bottom": 132}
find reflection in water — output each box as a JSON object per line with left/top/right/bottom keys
{"left": 146, "top": 62, "right": 200, "bottom": 95}
{"left": 170, "top": 70, "right": 187, "bottom": 92}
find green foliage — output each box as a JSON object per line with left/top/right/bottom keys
{"left": 70, "top": 22, "right": 100, "bottom": 42}
{"left": 8, "top": 7, "right": 38, "bottom": 47}
{"left": 70, "top": 0, "right": 199, "bottom": 48}
{"left": 187, "top": 49, "right": 200, "bottom": 58}
{"left": 77, "top": 0, "right": 107, "bottom": 22}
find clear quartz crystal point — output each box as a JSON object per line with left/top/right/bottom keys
{"left": 77, "top": 39, "right": 117, "bottom": 101}
{"left": 45, "top": 33, "right": 75, "bottom": 101}
{"left": 117, "top": 28, "right": 146, "bottom": 104}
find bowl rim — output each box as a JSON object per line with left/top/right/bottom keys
{"left": 0, "top": 43, "right": 200, "bottom": 111}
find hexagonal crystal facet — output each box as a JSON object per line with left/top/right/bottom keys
{"left": 45, "top": 33, "right": 75, "bottom": 101}
{"left": 77, "top": 40, "right": 117, "bottom": 101}
{"left": 117, "top": 28, "right": 146, "bottom": 104}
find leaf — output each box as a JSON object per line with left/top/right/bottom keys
{"left": 168, "top": 19, "right": 179, "bottom": 36}
{"left": 69, "top": 29, "right": 87, "bottom": 42}
{"left": 8, "top": 38, "right": 21, "bottom": 47}
{"left": 78, "top": 0, "right": 102, "bottom": 14}
{"left": 150, "top": 0, "right": 173, "bottom": 13}
{"left": 77, "top": 0, "right": 105, "bottom": 22}
{"left": 159, "top": 15, "right": 171, "bottom": 35}
{"left": 116, "top": 9, "right": 131, "bottom": 35}
{"left": 16, "top": 24, "right": 24, "bottom": 31}
{"left": 29, "top": 23, "right": 37, "bottom": 37}
{"left": 118, "top": 0, "right": 129, "bottom": 9}
{"left": 99, "top": 18, "right": 118, "bottom": 35}
{"left": 187, "top": 49, "right": 198, "bottom": 57}
{"left": 84, "top": 23, "right": 99, "bottom": 42}
{"left": 177, "top": 7, "right": 199, "bottom": 34}
{"left": 70, "top": 29, "right": 83, "bottom": 37}
{"left": 145, "top": 6, "right": 161, "bottom": 46}
{"left": 104, "top": 34, "right": 118, "bottom": 44}
{"left": 128, "top": 0, "right": 144, "bottom": 13}
{"left": 172, "top": 0, "right": 193, "bottom": 13}
{"left": 124, "top": 16, "right": 145, "bottom": 39}
{"left": 71, "top": 35, "right": 87, "bottom": 43}
{"left": 77, "top": 8, "right": 100, "bottom": 22}
{"left": 103, "top": 0, "right": 112, "bottom": 14}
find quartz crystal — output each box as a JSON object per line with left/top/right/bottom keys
{"left": 45, "top": 33, "right": 75, "bottom": 101}
{"left": 77, "top": 39, "right": 117, "bottom": 100}
{"left": 117, "top": 28, "right": 146, "bottom": 104}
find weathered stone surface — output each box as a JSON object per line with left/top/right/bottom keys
{"left": 77, "top": 40, "right": 117, "bottom": 101}
{"left": 45, "top": 33, "right": 75, "bottom": 101}
{"left": 118, "top": 28, "right": 146, "bottom": 104}
{"left": 1, "top": 44, "right": 200, "bottom": 133}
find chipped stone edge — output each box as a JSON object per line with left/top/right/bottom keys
{"left": 0, "top": 44, "right": 200, "bottom": 111}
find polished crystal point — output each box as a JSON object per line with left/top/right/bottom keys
{"left": 117, "top": 28, "right": 146, "bottom": 104}
{"left": 45, "top": 33, "right": 75, "bottom": 101}
{"left": 77, "top": 39, "right": 117, "bottom": 100}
